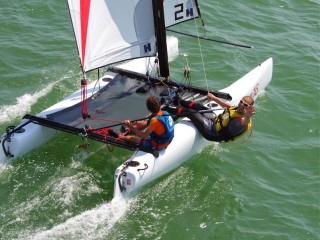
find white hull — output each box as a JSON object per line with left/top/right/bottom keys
{"left": 113, "top": 58, "right": 273, "bottom": 198}
{"left": 113, "top": 120, "right": 207, "bottom": 197}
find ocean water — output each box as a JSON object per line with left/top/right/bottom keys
{"left": 0, "top": 1, "right": 319, "bottom": 239}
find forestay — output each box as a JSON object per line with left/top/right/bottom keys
{"left": 67, "top": 0, "right": 200, "bottom": 73}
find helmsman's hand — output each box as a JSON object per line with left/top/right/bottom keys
{"left": 244, "top": 105, "right": 256, "bottom": 118}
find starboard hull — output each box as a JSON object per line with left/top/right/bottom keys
{"left": 113, "top": 120, "right": 207, "bottom": 197}
{"left": 113, "top": 58, "right": 273, "bottom": 198}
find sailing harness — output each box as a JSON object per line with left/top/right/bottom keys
{"left": 215, "top": 106, "right": 253, "bottom": 142}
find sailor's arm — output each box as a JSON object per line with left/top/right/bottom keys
{"left": 207, "top": 93, "right": 232, "bottom": 108}
{"left": 130, "top": 126, "right": 152, "bottom": 139}
{"left": 124, "top": 120, "right": 153, "bottom": 139}
{"left": 134, "top": 120, "right": 148, "bottom": 130}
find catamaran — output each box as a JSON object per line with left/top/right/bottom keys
{"left": 0, "top": 0, "right": 273, "bottom": 199}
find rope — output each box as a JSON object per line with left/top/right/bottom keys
{"left": 89, "top": 116, "right": 123, "bottom": 124}
{"left": 81, "top": 79, "right": 89, "bottom": 118}
{"left": 88, "top": 126, "right": 120, "bottom": 151}
{"left": 96, "top": 128, "right": 116, "bottom": 151}
{"left": 91, "top": 77, "right": 101, "bottom": 97}
{"left": 181, "top": 54, "right": 191, "bottom": 87}
{"left": 146, "top": 57, "right": 158, "bottom": 77}
{"left": 191, "top": 1, "right": 209, "bottom": 93}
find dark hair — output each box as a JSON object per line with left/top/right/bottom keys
{"left": 146, "top": 96, "right": 161, "bottom": 113}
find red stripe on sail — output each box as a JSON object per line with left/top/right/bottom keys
{"left": 80, "top": 0, "right": 91, "bottom": 69}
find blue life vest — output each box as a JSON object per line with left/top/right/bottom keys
{"left": 149, "top": 111, "right": 174, "bottom": 149}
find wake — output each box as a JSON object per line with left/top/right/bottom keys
{"left": 29, "top": 197, "right": 133, "bottom": 240}
{"left": 0, "top": 83, "right": 57, "bottom": 124}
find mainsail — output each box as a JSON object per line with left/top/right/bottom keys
{"left": 67, "top": 0, "right": 200, "bottom": 73}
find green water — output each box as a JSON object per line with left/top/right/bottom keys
{"left": 0, "top": 1, "right": 319, "bottom": 239}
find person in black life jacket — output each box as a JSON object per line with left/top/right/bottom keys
{"left": 167, "top": 93, "right": 255, "bottom": 142}
{"left": 121, "top": 96, "right": 175, "bottom": 150}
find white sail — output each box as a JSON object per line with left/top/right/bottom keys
{"left": 67, "top": 0, "right": 156, "bottom": 72}
{"left": 67, "top": 0, "right": 200, "bottom": 73}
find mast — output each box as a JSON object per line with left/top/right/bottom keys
{"left": 152, "top": 0, "right": 169, "bottom": 78}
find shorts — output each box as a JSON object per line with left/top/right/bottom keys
{"left": 139, "top": 139, "right": 166, "bottom": 151}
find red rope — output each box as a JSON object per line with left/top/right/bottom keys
{"left": 89, "top": 127, "right": 117, "bottom": 151}
{"left": 81, "top": 79, "right": 89, "bottom": 119}
{"left": 89, "top": 116, "right": 123, "bottom": 124}
{"left": 93, "top": 127, "right": 111, "bottom": 135}
{"left": 90, "top": 127, "right": 122, "bottom": 144}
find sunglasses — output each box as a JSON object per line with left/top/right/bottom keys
{"left": 239, "top": 99, "right": 251, "bottom": 108}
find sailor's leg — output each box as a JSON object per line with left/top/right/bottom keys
{"left": 120, "top": 135, "right": 141, "bottom": 144}
{"left": 187, "top": 113, "right": 220, "bottom": 141}
{"left": 165, "top": 106, "right": 220, "bottom": 141}
{"left": 187, "top": 113, "right": 212, "bottom": 139}
{"left": 165, "top": 106, "right": 190, "bottom": 117}
{"left": 179, "top": 99, "right": 215, "bottom": 119}
{"left": 180, "top": 99, "right": 208, "bottom": 111}
{"left": 139, "top": 139, "right": 153, "bottom": 149}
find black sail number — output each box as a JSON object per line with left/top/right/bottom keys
{"left": 174, "top": 3, "right": 194, "bottom": 21}
{"left": 174, "top": 4, "right": 184, "bottom": 21}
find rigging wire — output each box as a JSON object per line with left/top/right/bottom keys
{"left": 191, "top": 1, "right": 209, "bottom": 93}
{"left": 166, "top": 29, "right": 253, "bottom": 49}
{"left": 90, "top": 69, "right": 103, "bottom": 97}
{"left": 253, "top": 48, "right": 261, "bottom": 66}
{"left": 181, "top": 54, "right": 191, "bottom": 87}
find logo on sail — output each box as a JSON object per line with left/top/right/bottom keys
{"left": 144, "top": 43, "right": 152, "bottom": 53}
{"left": 186, "top": 8, "right": 194, "bottom": 17}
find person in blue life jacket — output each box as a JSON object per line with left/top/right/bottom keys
{"left": 121, "top": 96, "right": 175, "bottom": 150}
{"left": 166, "top": 93, "right": 256, "bottom": 142}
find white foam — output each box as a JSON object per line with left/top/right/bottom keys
{"left": 30, "top": 197, "right": 133, "bottom": 240}
{"left": 167, "top": 36, "right": 179, "bottom": 62}
{"left": 0, "top": 156, "right": 14, "bottom": 173}
{"left": 0, "top": 82, "right": 56, "bottom": 124}
{"left": 51, "top": 173, "right": 102, "bottom": 205}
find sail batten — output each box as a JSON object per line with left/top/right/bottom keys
{"left": 67, "top": 0, "right": 200, "bottom": 73}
